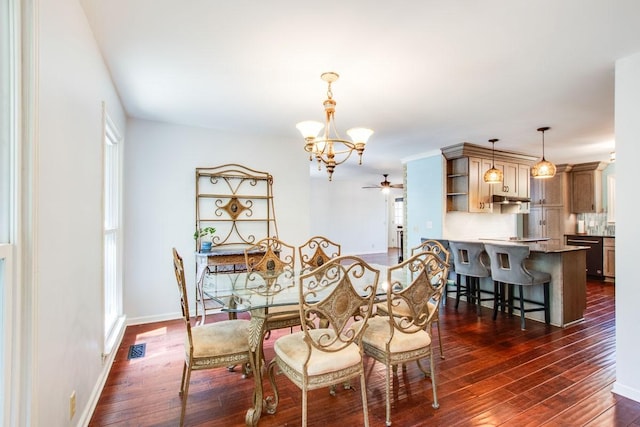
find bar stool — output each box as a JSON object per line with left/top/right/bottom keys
{"left": 483, "top": 243, "right": 551, "bottom": 330}
{"left": 448, "top": 240, "right": 492, "bottom": 315}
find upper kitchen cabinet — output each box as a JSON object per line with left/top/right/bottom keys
{"left": 442, "top": 142, "right": 537, "bottom": 213}
{"left": 525, "top": 164, "right": 574, "bottom": 245}
{"left": 571, "top": 162, "right": 607, "bottom": 213}
{"left": 530, "top": 164, "right": 572, "bottom": 206}
{"left": 493, "top": 160, "right": 519, "bottom": 197}
{"left": 446, "top": 156, "right": 493, "bottom": 212}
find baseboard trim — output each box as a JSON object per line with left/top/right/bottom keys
{"left": 78, "top": 316, "right": 127, "bottom": 427}
{"left": 612, "top": 381, "right": 640, "bottom": 403}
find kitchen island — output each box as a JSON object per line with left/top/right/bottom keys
{"left": 476, "top": 240, "right": 588, "bottom": 327}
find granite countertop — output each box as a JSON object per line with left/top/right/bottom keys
{"left": 474, "top": 238, "right": 589, "bottom": 253}
{"left": 481, "top": 237, "right": 551, "bottom": 243}
{"left": 565, "top": 234, "right": 615, "bottom": 238}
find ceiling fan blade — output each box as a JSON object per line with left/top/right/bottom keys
{"left": 390, "top": 184, "right": 404, "bottom": 188}
{"left": 362, "top": 186, "right": 382, "bottom": 189}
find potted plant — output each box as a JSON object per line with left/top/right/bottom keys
{"left": 194, "top": 226, "right": 216, "bottom": 252}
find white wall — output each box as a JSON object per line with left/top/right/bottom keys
{"left": 123, "top": 119, "right": 311, "bottom": 324}
{"left": 36, "top": 0, "right": 126, "bottom": 425}
{"left": 612, "top": 51, "right": 640, "bottom": 402}
{"left": 309, "top": 176, "right": 387, "bottom": 255}
{"left": 405, "top": 153, "right": 445, "bottom": 253}
{"left": 444, "top": 212, "right": 518, "bottom": 240}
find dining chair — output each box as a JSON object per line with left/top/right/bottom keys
{"left": 418, "top": 238, "right": 457, "bottom": 303}
{"left": 172, "top": 248, "right": 251, "bottom": 427}
{"left": 244, "top": 236, "right": 296, "bottom": 272}
{"left": 355, "top": 250, "right": 448, "bottom": 426}
{"left": 483, "top": 243, "right": 551, "bottom": 330}
{"left": 244, "top": 237, "right": 301, "bottom": 338}
{"left": 266, "top": 255, "right": 379, "bottom": 427}
{"left": 375, "top": 239, "right": 450, "bottom": 359}
{"left": 298, "top": 235, "right": 341, "bottom": 269}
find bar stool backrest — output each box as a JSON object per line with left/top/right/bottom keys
{"left": 483, "top": 243, "right": 537, "bottom": 286}
{"left": 448, "top": 241, "right": 490, "bottom": 278}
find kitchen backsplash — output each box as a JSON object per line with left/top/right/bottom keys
{"left": 576, "top": 212, "right": 615, "bottom": 236}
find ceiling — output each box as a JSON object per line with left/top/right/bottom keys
{"left": 80, "top": 0, "right": 640, "bottom": 186}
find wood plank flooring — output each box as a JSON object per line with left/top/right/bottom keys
{"left": 89, "top": 250, "right": 640, "bottom": 426}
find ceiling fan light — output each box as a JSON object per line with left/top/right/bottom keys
{"left": 484, "top": 167, "right": 503, "bottom": 184}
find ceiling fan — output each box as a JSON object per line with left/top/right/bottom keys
{"left": 362, "top": 174, "right": 404, "bottom": 191}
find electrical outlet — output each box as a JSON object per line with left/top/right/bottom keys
{"left": 70, "top": 391, "right": 76, "bottom": 419}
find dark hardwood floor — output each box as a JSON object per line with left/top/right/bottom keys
{"left": 89, "top": 250, "right": 640, "bottom": 426}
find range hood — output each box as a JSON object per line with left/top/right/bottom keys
{"left": 492, "top": 195, "right": 531, "bottom": 204}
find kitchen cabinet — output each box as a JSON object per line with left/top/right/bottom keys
{"left": 517, "top": 164, "right": 531, "bottom": 213}
{"left": 446, "top": 156, "right": 493, "bottom": 212}
{"left": 571, "top": 162, "right": 607, "bottom": 213}
{"left": 468, "top": 157, "right": 493, "bottom": 212}
{"left": 493, "top": 160, "right": 519, "bottom": 197}
{"left": 603, "top": 237, "right": 615, "bottom": 281}
{"left": 442, "top": 142, "right": 538, "bottom": 213}
{"left": 492, "top": 161, "right": 530, "bottom": 213}
{"left": 525, "top": 164, "right": 574, "bottom": 244}
{"left": 530, "top": 166, "right": 568, "bottom": 206}
{"left": 528, "top": 205, "right": 564, "bottom": 246}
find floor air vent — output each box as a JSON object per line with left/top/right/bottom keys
{"left": 127, "top": 343, "right": 146, "bottom": 360}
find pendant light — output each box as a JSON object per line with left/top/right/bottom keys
{"left": 483, "top": 138, "right": 503, "bottom": 184}
{"left": 531, "top": 126, "right": 556, "bottom": 179}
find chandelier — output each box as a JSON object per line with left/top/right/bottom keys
{"left": 531, "top": 126, "right": 556, "bottom": 179}
{"left": 483, "top": 138, "right": 503, "bottom": 184}
{"left": 296, "top": 72, "right": 373, "bottom": 181}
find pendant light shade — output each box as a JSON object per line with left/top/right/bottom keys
{"left": 531, "top": 126, "right": 556, "bottom": 179}
{"left": 483, "top": 138, "right": 503, "bottom": 184}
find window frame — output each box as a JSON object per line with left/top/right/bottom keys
{"left": 102, "top": 103, "right": 124, "bottom": 356}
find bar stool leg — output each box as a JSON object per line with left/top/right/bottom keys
{"left": 544, "top": 282, "right": 550, "bottom": 324}
{"left": 507, "top": 284, "right": 514, "bottom": 317}
{"left": 492, "top": 281, "right": 500, "bottom": 320}
{"left": 518, "top": 285, "right": 526, "bottom": 330}
{"left": 455, "top": 274, "right": 462, "bottom": 309}
{"left": 475, "top": 277, "right": 482, "bottom": 316}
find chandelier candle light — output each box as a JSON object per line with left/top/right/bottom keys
{"left": 483, "top": 138, "right": 503, "bottom": 184}
{"left": 531, "top": 126, "right": 556, "bottom": 179}
{"left": 296, "top": 72, "right": 373, "bottom": 181}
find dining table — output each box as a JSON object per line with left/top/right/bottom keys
{"left": 200, "top": 263, "right": 393, "bottom": 426}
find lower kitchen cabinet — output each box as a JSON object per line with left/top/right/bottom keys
{"left": 603, "top": 237, "right": 615, "bottom": 281}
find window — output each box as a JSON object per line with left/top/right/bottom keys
{"left": 394, "top": 197, "right": 404, "bottom": 226}
{"left": 103, "top": 104, "right": 124, "bottom": 355}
